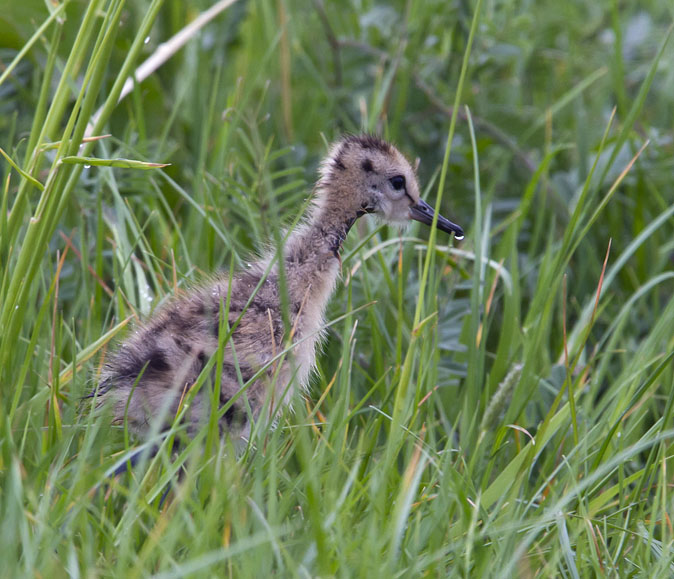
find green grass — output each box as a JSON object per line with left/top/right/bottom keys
{"left": 1, "top": 0, "right": 674, "bottom": 575}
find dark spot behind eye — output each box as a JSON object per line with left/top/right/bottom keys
{"left": 390, "top": 175, "right": 405, "bottom": 190}
{"left": 362, "top": 158, "right": 374, "bottom": 173}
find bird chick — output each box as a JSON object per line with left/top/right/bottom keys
{"left": 96, "top": 135, "right": 463, "bottom": 445}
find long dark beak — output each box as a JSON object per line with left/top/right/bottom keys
{"left": 409, "top": 199, "right": 464, "bottom": 240}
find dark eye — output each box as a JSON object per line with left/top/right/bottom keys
{"left": 390, "top": 175, "right": 405, "bottom": 190}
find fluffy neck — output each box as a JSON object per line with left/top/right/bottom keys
{"left": 281, "top": 199, "right": 362, "bottom": 313}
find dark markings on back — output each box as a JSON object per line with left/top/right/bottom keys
{"left": 237, "top": 270, "right": 271, "bottom": 291}
{"left": 83, "top": 377, "right": 111, "bottom": 398}
{"left": 221, "top": 361, "right": 256, "bottom": 384}
{"left": 113, "top": 347, "right": 164, "bottom": 383}
{"left": 193, "top": 350, "right": 208, "bottom": 379}
{"left": 148, "top": 351, "right": 170, "bottom": 373}
{"left": 192, "top": 300, "right": 206, "bottom": 316}
{"left": 222, "top": 402, "right": 246, "bottom": 426}
{"left": 248, "top": 298, "right": 295, "bottom": 317}
{"left": 149, "top": 318, "right": 168, "bottom": 337}
{"left": 170, "top": 312, "right": 195, "bottom": 335}
{"left": 174, "top": 336, "right": 191, "bottom": 353}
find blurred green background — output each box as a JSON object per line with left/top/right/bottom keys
{"left": 1, "top": 0, "right": 673, "bottom": 575}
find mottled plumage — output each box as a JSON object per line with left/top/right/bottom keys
{"left": 97, "top": 135, "right": 463, "bottom": 444}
